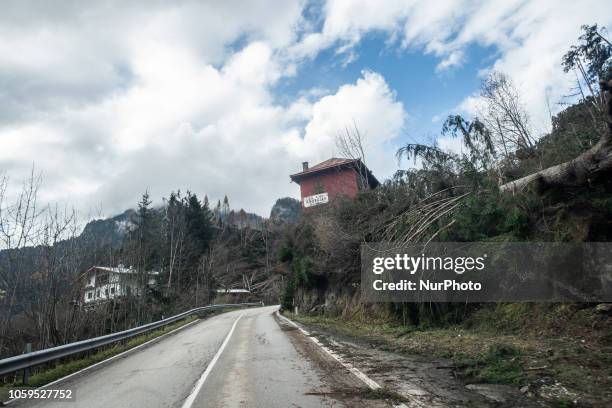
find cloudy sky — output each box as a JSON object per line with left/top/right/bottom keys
{"left": 1, "top": 0, "right": 610, "bottom": 217}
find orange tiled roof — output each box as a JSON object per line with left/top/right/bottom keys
{"left": 289, "top": 157, "right": 379, "bottom": 187}
{"left": 290, "top": 158, "right": 356, "bottom": 179}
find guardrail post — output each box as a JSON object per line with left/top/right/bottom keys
{"left": 22, "top": 343, "right": 31, "bottom": 385}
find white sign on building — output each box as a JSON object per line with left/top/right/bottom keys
{"left": 303, "top": 192, "right": 329, "bottom": 208}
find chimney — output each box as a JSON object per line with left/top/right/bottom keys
{"left": 302, "top": 161, "right": 309, "bottom": 171}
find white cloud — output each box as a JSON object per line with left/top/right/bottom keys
{"left": 0, "top": 2, "right": 307, "bottom": 216}
{"left": 1, "top": 0, "right": 610, "bottom": 220}
{"left": 0, "top": 24, "right": 405, "bottom": 217}
{"left": 436, "top": 50, "right": 465, "bottom": 72}
{"left": 295, "top": 0, "right": 611, "bottom": 133}
{"left": 299, "top": 71, "right": 405, "bottom": 176}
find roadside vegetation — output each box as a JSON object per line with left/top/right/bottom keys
{"left": 0, "top": 21, "right": 610, "bottom": 408}
{"left": 0, "top": 179, "right": 295, "bottom": 360}
{"left": 279, "top": 25, "right": 612, "bottom": 407}
{"left": 288, "top": 303, "right": 612, "bottom": 406}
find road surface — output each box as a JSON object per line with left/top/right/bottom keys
{"left": 14, "top": 306, "right": 387, "bottom": 407}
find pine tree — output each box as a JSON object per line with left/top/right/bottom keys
{"left": 133, "top": 191, "right": 160, "bottom": 272}
{"left": 185, "top": 193, "right": 212, "bottom": 248}
{"left": 125, "top": 190, "right": 163, "bottom": 323}
{"left": 181, "top": 192, "right": 213, "bottom": 286}
{"left": 222, "top": 195, "right": 230, "bottom": 216}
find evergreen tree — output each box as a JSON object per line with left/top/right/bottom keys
{"left": 185, "top": 192, "right": 212, "bottom": 249}
{"left": 221, "top": 195, "right": 230, "bottom": 217}
{"left": 132, "top": 191, "right": 161, "bottom": 271}
{"left": 180, "top": 192, "right": 213, "bottom": 286}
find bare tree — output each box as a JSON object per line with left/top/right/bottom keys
{"left": 260, "top": 220, "right": 270, "bottom": 275}
{"left": 25, "top": 204, "right": 80, "bottom": 348}
{"left": 335, "top": 122, "right": 370, "bottom": 187}
{"left": 479, "top": 71, "right": 536, "bottom": 157}
{"left": 163, "top": 192, "right": 186, "bottom": 290}
{"left": 0, "top": 169, "right": 43, "bottom": 354}
{"left": 562, "top": 24, "right": 611, "bottom": 138}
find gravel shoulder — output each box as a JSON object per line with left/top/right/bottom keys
{"left": 285, "top": 313, "right": 550, "bottom": 408}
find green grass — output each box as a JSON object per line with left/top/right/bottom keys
{"left": 0, "top": 315, "right": 198, "bottom": 399}
{"left": 292, "top": 313, "right": 527, "bottom": 385}
{"left": 461, "top": 344, "right": 527, "bottom": 386}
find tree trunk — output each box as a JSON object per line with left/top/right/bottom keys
{"left": 500, "top": 80, "right": 612, "bottom": 193}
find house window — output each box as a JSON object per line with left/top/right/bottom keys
{"left": 96, "top": 290, "right": 100, "bottom": 297}
{"left": 104, "top": 289, "right": 108, "bottom": 296}
{"left": 97, "top": 273, "right": 109, "bottom": 285}
{"left": 87, "top": 292, "right": 92, "bottom": 299}
{"left": 110, "top": 287, "right": 115, "bottom": 294}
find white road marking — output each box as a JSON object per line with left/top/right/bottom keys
{"left": 277, "top": 312, "right": 419, "bottom": 408}
{"left": 181, "top": 314, "right": 243, "bottom": 408}
{"left": 3, "top": 318, "right": 202, "bottom": 405}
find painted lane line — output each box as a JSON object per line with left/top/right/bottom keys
{"left": 276, "top": 312, "right": 380, "bottom": 388}
{"left": 181, "top": 314, "right": 243, "bottom": 408}
{"left": 3, "top": 318, "right": 202, "bottom": 406}
{"left": 277, "top": 312, "right": 419, "bottom": 408}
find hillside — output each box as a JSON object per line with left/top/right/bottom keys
{"left": 275, "top": 27, "right": 612, "bottom": 406}
{"left": 0, "top": 192, "right": 302, "bottom": 357}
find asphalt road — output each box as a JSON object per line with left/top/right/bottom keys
{"left": 14, "top": 306, "right": 379, "bottom": 408}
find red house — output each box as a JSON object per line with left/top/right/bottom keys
{"left": 290, "top": 158, "right": 379, "bottom": 209}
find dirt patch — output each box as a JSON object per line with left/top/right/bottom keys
{"left": 288, "top": 310, "right": 612, "bottom": 408}
{"left": 285, "top": 314, "right": 550, "bottom": 407}
{"left": 274, "top": 313, "right": 392, "bottom": 407}
{"left": 305, "top": 387, "right": 409, "bottom": 404}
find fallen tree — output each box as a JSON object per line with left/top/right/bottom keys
{"left": 500, "top": 79, "right": 612, "bottom": 193}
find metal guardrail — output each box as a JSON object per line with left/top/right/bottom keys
{"left": 0, "top": 302, "right": 263, "bottom": 378}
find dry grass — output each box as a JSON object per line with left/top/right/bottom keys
{"left": 286, "top": 304, "right": 612, "bottom": 407}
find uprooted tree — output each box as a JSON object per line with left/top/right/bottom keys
{"left": 280, "top": 24, "right": 612, "bottom": 322}
{"left": 500, "top": 77, "right": 612, "bottom": 192}
{"left": 501, "top": 24, "right": 612, "bottom": 192}
{"left": 401, "top": 24, "right": 612, "bottom": 195}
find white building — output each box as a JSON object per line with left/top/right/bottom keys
{"left": 82, "top": 265, "right": 159, "bottom": 304}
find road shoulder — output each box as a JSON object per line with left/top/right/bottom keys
{"left": 275, "top": 311, "right": 408, "bottom": 407}
{"left": 280, "top": 312, "right": 542, "bottom": 408}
